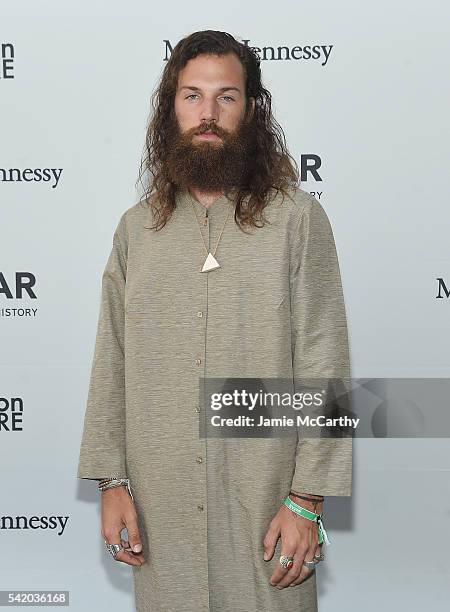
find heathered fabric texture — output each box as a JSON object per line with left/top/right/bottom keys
{"left": 77, "top": 185, "right": 352, "bottom": 612}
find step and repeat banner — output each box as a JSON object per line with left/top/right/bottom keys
{"left": 1, "top": 1, "right": 449, "bottom": 611}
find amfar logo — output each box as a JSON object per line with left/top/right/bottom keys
{"left": 163, "top": 40, "right": 334, "bottom": 66}
{"left": 436, "top": 278, "right": 450, "bottom": 298}
{"left": 0, "top": 515, "right": 69, "bottom": 536}
{"left": 0, "top": 167, "right": 63, "bottom": 188}
{"left": 0, "top": 272, "right": 38, "bottom": 318}
{"left": 300, "top": 153, "right": 323, "bottom": 201}
{"left": 0, "top": 396, "right": 23, "bottom": 431}
{"left": 301, "top": 154, "right": 323, "bottom": 182}
{"left": 1, "top": 43, "right": 14, "bottom": 79}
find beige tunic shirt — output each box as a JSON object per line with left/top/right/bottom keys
{"left": 77, "top": 185, "right": 352, "bottom": 612}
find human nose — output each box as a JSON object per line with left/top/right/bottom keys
{"left": 199, "top": 96, "right": 219, "bottom": 123}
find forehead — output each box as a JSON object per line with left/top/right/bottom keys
{"left": 176, "top": 52, "right": 246, "bottom": 90}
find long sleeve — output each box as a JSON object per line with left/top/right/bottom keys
{"left": 77, "top": 213, "right": 129, "bottom": 481}
{"left": 290, "top": 195, "right": 352, "bottom": 496}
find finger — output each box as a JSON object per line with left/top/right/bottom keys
{"left": 262, "top": 521, "right": 281, "bottom": 562}
{"left": 289, "top": 543, "right": 318, "bottom": 587}
{"left": 103, "top": 526, "right": 145, "bottom": 566}
{"left": 119, "top": 529, "right": 145, "bottom": 563}
{"left": 103, "top": 536, "right": 144, "bottom": 567}
{"left": 269, "top": 537, "right": 298, "bottom": 586}
{"left": 274, "top": 536, "right": 314, "bottom": 589}
{"left": 274, "top": 549, "right": 306, "bottom": 589}
{"left": 124, "top": 511, "right": 144, "bottom": 554}
{"left": 113, "top": 548, "right": 145, "bottom": 566}
{"left": 289, "top": 560, "right": 315, "bottom": 586}
{"left": 286, "top": 529, "right": 320, "bottom": 587}
{"left": 121, "top": 537, "right": 131, "bottom": 551}
{"left": 313, "top": 542, "right": 325, "bottom": 563}
{"left": 103, "top": 524, "right": 125, "bottom": 552}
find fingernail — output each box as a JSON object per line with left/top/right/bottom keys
{"left": 263, "top": 552, "right": 268, "bottom": 560}
{"left": 132, "top": 544, "right": 142, "bottom": 553}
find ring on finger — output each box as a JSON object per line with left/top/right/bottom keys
{"left": 302, "top": 559, "right": 317, "bottom": 570}
{"left": 279, "top": 555, "right": 294, "bottom": 570}
{"left": 122, "top": 539, "right": 132, "bottom": 552}
{"left": 104, "top": 539, "right": 124, "bottom": 559}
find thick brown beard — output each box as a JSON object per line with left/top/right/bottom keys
{"left": 165, "top": 113, "right": 256, "bottom": 192}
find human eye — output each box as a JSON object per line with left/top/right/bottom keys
{"left": 220, "top": 95, "right": 235, "bottom": 102}
{"left": 185, "top": 93, "right": 199, "bottom": 100}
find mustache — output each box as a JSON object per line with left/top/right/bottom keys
{"left": 194, "top": 122, "right": 225, "bottom": 137}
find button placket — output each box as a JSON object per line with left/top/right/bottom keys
{"left": 195, "top": 206, "right": 210, "bottom": 518}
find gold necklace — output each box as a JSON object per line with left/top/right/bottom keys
{"left": 189, "top": 197, "right": 234, "bottom": 272}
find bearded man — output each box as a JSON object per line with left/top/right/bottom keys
{"left": 77, "top": 29, "right": 352, "bottom": 612}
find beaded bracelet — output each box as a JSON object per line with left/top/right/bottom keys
{"left": 282, "top": 496, "right": 331, "bottom": 546}
{"left": 289, "top": 491, "right": 324, "bottom": 503}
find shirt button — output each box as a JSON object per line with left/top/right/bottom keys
{"left": 195, "top": 406, "right": 201, "bottom": 413}
{"left": 196, "top": 456, "right": 203, "bottom": 463}
{"left": 197, "top": 504, "right": 204, "bottom": 511}
{"left": 196, "top": 358, "right": 202, "bottom": 365}
{"left": 197, "top": 311, "right": 203, "bottom": 318}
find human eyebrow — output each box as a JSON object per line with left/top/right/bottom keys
{"left": 179, "top": 86, "right": 241, "bottom": 94}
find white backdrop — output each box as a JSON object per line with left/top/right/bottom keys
{"left": 1, "top": 1, "right": 449, "bottom": 610}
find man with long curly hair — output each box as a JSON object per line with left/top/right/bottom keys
{"left": 77, "top": 30, "right": 352, "bottom": 612}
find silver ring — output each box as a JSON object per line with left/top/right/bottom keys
{"left": 314, "top": 552, "right": 325, "bottom": 562}
{"left": 303, "top": 559, "right": 317, "bottom": 570}
{"left": 104, "top": 539, "right": 123, "bottom": 559}
{"left": 279, "top": 555, "right": 294, "bottom": 569}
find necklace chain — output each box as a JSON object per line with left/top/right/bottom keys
{"left": 189, "top": 196, "right": 234, "bottom": 256}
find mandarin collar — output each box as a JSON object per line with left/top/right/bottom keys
{"left": 178, "top": 187, "right": 237, "bottom": 216}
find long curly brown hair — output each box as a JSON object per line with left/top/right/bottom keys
{"left": 136, "top": 30, "right": 300, "bottom": 232}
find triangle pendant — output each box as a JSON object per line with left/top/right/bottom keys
{"left": 201, "top": 252, "right": 220, "bottom": 272}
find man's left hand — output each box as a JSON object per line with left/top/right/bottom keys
{"left": 262, "top": 496, "right": 323, "bottom": 589}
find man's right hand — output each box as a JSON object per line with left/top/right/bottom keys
{"left": 101, "top": 485, "right": 146, "bottom": 566}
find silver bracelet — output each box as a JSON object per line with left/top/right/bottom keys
{"left": 98, "top": 478, "right": 134, "bottom": 500}
{"left": 98, "top": 477, "right": 126, "bottom": 488}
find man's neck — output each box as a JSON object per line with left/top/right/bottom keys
{"left": 188, "top": 187, "right": 225, "bottom": 209}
